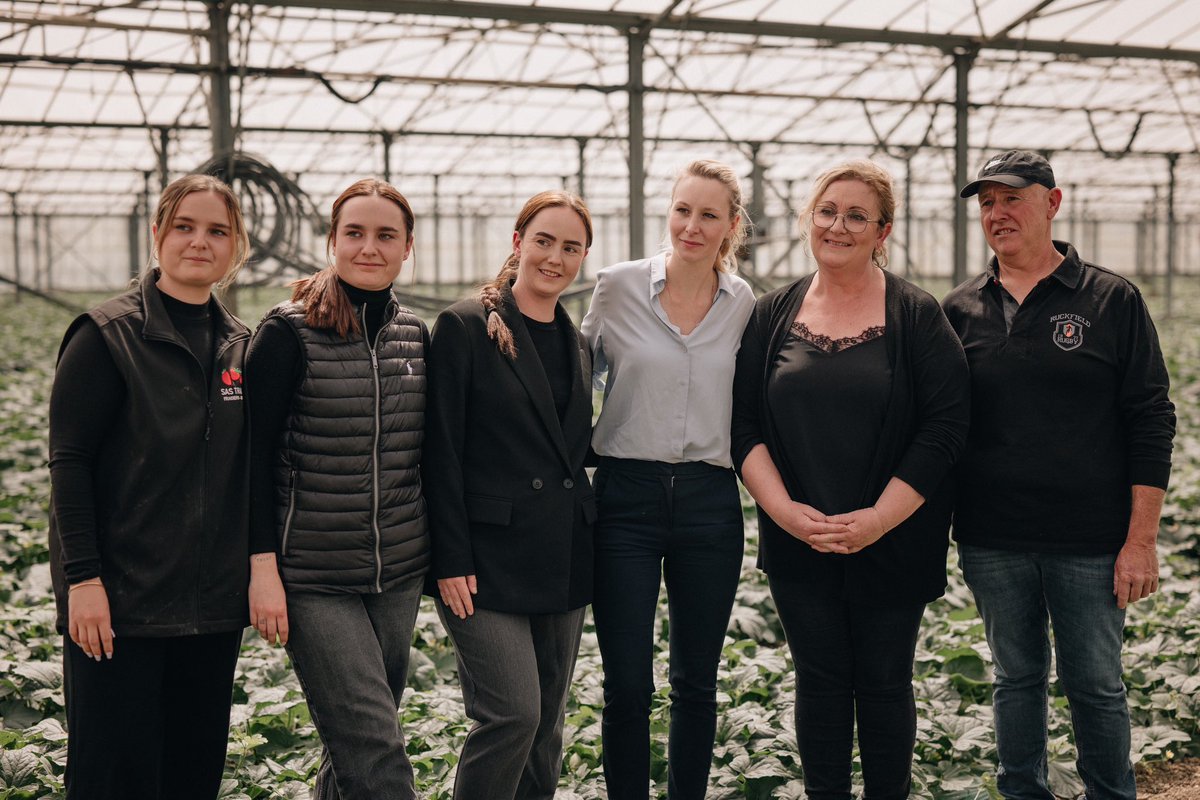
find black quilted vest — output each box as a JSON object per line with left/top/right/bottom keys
{"left": 267, "top": 299, "right": 430, "bottom": 592}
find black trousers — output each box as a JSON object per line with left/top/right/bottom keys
{"left": 63, "top": 630, "right": 243, "bottom": 800}
{"left": 592, "top": 458, "right": 744, "bottom": 800}
{"left": 769, "top": 575, "right": 925, "bottom": 800}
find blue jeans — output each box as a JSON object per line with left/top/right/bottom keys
{"left": 286, "top": 573, "right": 424, "bottom": 800}
{"left": 959, "top": 545, "right": 1135, "bottom": 800}
{"left": 592, "top": 458, "right": 744, "bottom": 800}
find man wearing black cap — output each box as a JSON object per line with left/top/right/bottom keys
{"left": 942, "top": 150, "right": 1175, "bottom": 800}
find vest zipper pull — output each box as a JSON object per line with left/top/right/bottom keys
{"left": 204, "top": 401, "right": 212, "bottom": 441}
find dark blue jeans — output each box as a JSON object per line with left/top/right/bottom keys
{"left": 592, "top": 458, "right": 744, "bottom": 800}
{"left": 768, "top": 575, "right": 925, "bottom": 800}
{"left": 285, "top": 573, "right": 424, "bottom": 800}
{"left": 959, "top": 545, "right": 1135, "bottom": 800}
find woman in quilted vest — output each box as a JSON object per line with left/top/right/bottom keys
{"left": 245, "top": 178, "right": 430, "bottom": 800}
{"left": 48, "top": 174, "right": 251, "bottom": 800}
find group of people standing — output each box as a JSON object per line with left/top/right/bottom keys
{"left": 47, "top": 148, "right": 1174, "bottom": 800}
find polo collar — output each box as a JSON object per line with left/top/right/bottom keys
{"left": 979, "top": 239, "right": 1083, "bottom": 292}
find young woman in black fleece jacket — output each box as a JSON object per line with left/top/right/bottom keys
{"left": 245, "top": 178, "right": 430, "bottom": 800}
{"left": 731, "top": 160, "right": 970, "bottom": 800}
{"left": 48, "top": 174, "right": 251, "bottom": 800}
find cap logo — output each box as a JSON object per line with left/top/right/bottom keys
{"left": 985, "top": 158, "right": 1005, "bottom": 171}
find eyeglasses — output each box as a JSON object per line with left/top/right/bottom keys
{"left": 811, "top": 207, "right": 884, "bottom": 234}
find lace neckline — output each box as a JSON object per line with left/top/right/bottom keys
{"left": 790, "top": 320, "right": 885, "bottom": 354}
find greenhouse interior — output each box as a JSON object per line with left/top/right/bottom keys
{"left": 1, "top": 2, "right": 1200, "bottom": 798}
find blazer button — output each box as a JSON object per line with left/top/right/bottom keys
{"left": 532, "top": 478, "right": 544, "bottom": 490}
{"left": 562, "top": 478, "right": 575, "bottom": 489}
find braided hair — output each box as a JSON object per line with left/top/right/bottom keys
{"left": 480, "top": 190, "right": 593, "bottom": 359}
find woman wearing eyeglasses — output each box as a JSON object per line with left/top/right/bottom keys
{"left": 731, "top": 160, "right": 970, "bottom": 800}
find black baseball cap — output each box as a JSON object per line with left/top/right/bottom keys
{"left": 959, "top": 150, "right": 1056, "bottom": 198}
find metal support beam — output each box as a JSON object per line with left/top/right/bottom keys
{"left": 206, "top": 1, "right": 235, "bottom": 162}
{"left": 3, "top": 118, "right": 1195, "bottom": 161}
{"left": 128, "top": 211, "right": 141, "bottom": 281}
{"left": 381, "top": 132, "right": 393, "bottom": 183}
{"left": 42, "top": 215, "right": 52, "bottom": 292}
{"left": 576, "top": 137, "right": 587, "bottom": 199}
{"left": 952, "top": 49, "right": 974, "bottom": 286}
{"left": 432, "top": 173, "right": 441, "bottom": 285}
{"left": 627, "top": 29, "right": 646, "bottom": 261}
{"left": 1165, "top": 154, "right": 1177, "bottom": 317}
{"left": 747, "top": 142, "right": 764, "bottom": 273}
{"left": 16, "top": 55, "right": 1198, "bottom": 119}
{"left": 158, "top": 127, "right": 170, "bottom": 190}
{"left": 903, "top": 154, "right": 913, "bottom": 276}
{"left": 253, "top": 1, "right": 1200, "bottom": 64}
{"left": 31, "top": 212, "right": 42, "bottom": 292}
{"left": 9, "top": 193, "right": 20, "bottom": 302}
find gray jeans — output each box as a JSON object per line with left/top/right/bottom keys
{"left": 439, "top": 604, "right": 586, "bottom": 800}
{"left": 286, "top": 573, "right": 424, "bottom": 800}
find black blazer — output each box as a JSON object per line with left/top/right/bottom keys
{"left": 423, "top": 284, "right": 596, "bottom": 614}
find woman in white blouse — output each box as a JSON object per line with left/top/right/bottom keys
{"left": 581, "top": 159, "right": 756, "bottom": 800}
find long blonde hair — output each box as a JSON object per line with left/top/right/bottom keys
{"left": 480, "top": 190, "right": 593, "bottom": 359}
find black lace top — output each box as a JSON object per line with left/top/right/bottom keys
{"left": 790, "top": 320, "right": 885, "bottom": 354}
{"left": 769, "top": 323, "right": 892, "bottom": 515}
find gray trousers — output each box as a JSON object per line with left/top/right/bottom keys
{"left": 286, "top": 573, "right": 424, "bottom": 800}
{"left": 439, "top": 604, "right": 586, "bottom": 800}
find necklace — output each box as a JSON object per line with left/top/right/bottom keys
{"left": 663, "top": 268, "right": 718, "bottom": 307}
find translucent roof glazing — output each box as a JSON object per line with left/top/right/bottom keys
{"left": 1, "top": 0, "right": 1197, "bottom": 219}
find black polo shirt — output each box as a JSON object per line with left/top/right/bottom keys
{"left": 942, "top": 241, "right": 1175, "bottom": 554}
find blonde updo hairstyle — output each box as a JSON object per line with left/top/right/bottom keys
{"left": 669, "top": 159, "right": 750, "bottom": 273}
{"left": 480, "top": 190, "right": 594, "bottom": 359}
{"left": 799, "top": 159, "right": 897, "bottom": 269}
{"left": 150, "top": 174, "right": 251, "bottom": 291}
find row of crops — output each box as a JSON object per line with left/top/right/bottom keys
{"left": 0, "top": 292, "right": 1196, "bottom": 798}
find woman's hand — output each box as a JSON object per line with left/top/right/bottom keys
{"left": 249, "top": 552, "right": 289, "bottom": 645}
{"left": 438, "top": 575, "right": 478, "bottom": 619}
{"left": 778, "top": 501, "right": 852, "bottom": 553}
{"left": 68, "top": 579, "right": 114, "bottom": 661}
{"left": 810, "top": 507, "right": 887, "bottom": 554}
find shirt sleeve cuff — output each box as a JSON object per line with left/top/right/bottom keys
{"left": 1129, "top": 460, "right": 1171, "bottom": 491}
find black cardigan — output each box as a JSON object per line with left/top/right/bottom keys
{"left": 731, "top": 270, "right": 970, "bottom": 604}
{"left": 422, "top": 284, "right": 596, "bottom": 614}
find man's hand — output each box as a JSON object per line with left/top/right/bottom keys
{"left": 1113, "top": 541, "right": 1158, "bottom": 609}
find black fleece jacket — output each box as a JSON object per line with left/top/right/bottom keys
{"left": 48, "top": 272, "right": 250, "bottom": 636}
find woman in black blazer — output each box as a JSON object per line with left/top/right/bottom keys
{"left": 424, "top": 190, "right": 596, "bottom": 800}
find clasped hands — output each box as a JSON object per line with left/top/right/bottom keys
{"left": 779, "top": 502, "right": 887, "bottom": 555}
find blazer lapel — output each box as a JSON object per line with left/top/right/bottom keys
{"left": 558, "top": 304, "right": 591, "bottom": 468}
{"left": 497, "top": 285, "right": 574, "bottom": 470}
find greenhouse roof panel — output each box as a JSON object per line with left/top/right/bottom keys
{"left": 1, "top": 0, "right": 1198, "bottom": 215}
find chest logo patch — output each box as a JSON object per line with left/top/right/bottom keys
{"left": 1050, "top": 313, "right": 1090, "bottom": 351}
{"left": 220, "top": 366, "right": 245, "bottom": 401}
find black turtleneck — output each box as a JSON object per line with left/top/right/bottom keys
{"left": 244, "top": 278, "right": 393, "bottom": 554}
